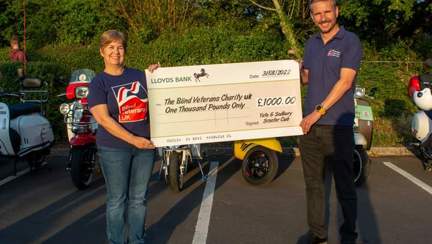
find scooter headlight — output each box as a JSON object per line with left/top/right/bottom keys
{"left": 354, "top": 87, "right": 365, "bottom": 98}
{"left": 75, "top": 86, "right": 89, "bottom": 99}
{"left": 59, "top": 103, "right": 70, "bottom": 115}
{"left": 72, "top": 103, "right": 84, "bottom": 123}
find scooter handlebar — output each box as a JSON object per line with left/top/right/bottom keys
{"left": 0, "top": 92, "right": 23, "bottom": 98}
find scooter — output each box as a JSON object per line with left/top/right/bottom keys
{"left": 408, "top": 73, "right": 432, "bottom": 171}
{"left": 159, "top": 144, "right": 206, "bottom": 192}
{"left": 0, "top": 76, "right": 54, "bottom": 170}
{"left": 353, "top": 86, "right": 375, "bottom": 186}
{"left": 59, "top": 69, "right": 98, "bottom": 189}
{"left": 234, "top": 138, "right": 281, "bottom": 185}
{"left": 160, "top": 140, "right": 279, "bottom": 192}
{"left": 159, "top": 86, "right": 374, "bottom": 191}
{"left": 234, "top": 85, "right": 375, "bottom": 187}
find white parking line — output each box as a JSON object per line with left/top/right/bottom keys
{"left": 0, "top": 168, "right": 31, "bottom": 187}
{"left": 383, "top": 161, "right": 432, "bottom": 195}
{"left": 192, "top": 161, "right": 219, "bottom": 244}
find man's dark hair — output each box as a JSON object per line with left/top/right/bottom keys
{"left": 309, "top": 0, "right": 337, "bottom": 8}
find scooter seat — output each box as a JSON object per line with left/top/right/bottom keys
{"left": 9, "top": 103, "right": 41, "bottom": 119}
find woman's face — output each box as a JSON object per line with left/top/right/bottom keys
{"left": 100, "top": 40, "right": 125, "bottom": 67}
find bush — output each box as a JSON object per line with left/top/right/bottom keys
{"left": 126, "top": 24, "right": 287, "bottom": 70}
{"left": 358, "top": 41, "right": 423, "bottom": 146}
{"left": 36, "top": 43, "right": 103, "bottom": 74}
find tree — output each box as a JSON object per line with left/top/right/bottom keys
{"left": 339, "top": 0, "right": 432, "bottom": 46}
{"left": 249, "top": 0, "right": 307, "bottom": 59}
{"left": 108, "top": 0, "right": 196, "bottom": 42}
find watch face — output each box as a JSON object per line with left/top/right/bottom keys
{"left": 315, "top": 105, "right": 322, "bottom": 110}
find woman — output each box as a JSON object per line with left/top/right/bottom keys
{"left": 88, "top": 30, "right": 159, "bottom": 244}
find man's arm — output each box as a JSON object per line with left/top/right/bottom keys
{"left": 320, "top": 67, "right": 356, "bottom": 111}
{"left": 299, "top": 67, "right": 357, "bottom": 134}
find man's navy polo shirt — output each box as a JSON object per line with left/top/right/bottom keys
{"left": 303, "top": 26, "right": 363, "bottom": 126}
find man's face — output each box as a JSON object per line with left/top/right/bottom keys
{"left": 11, "top": 41, "right": 19, "bottom": 50}
{"left": 310, "top": 0, "right": 339, "bottom": 34}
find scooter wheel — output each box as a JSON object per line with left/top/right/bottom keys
{"left": 167, "top": 151, "right": 184, "bottom": 192}
{"left": 353, "top": 147, "right": 370, "bottom": 187}
{"left": 70, "top": 147, "right": 95, "bottom": 190}
{"left": 241, "top": 146, "right": 279, "bottom": 185}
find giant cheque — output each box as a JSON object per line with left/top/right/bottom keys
{"left": 146, "top": 60, "right": 303, "bottom": 147}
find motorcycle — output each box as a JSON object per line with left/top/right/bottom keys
{"left": 59, "top": 69, "right": 98, "bottom": 189}
{"left": 0, "top": 76, "right": 54, "bottom": 170}
{"left": 408, "top": 71, "right": 432, "bottom": 171}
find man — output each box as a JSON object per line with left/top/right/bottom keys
{"left": 9, "top": 35, "right": 27, "bottom": 64}
{"left": 299, "top": 0, "right": 362, "bottom": 244}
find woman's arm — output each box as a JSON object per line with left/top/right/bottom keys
{"left": 90, "top": 104, "right": 155, "bottom": 149}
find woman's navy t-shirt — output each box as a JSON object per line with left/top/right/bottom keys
{"left": 88, "top": 68, "right": 150, "bottom": 148}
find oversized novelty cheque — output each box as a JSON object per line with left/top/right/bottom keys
{"left": 146, "top": 60, "right": 303, "bottom": 147}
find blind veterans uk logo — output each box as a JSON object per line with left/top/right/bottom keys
{"left": 327, "top": 49, "right": 341, "bottom": 58}
{"left": 112, "top": 81, "right": 149, "bottom": 123}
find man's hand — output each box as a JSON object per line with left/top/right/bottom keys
{"left": 131, "top": 136, "right": 155, "bottom": 149}
{"left": 299, "top": 60, "right": 309, "bottom": 85}
{"left": 300, "top": 111, "right": 321, "bottom": 134}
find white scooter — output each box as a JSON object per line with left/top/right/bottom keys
{"left": 408, "top": 66, "right": 432, "bottom": 171}
{"left": 0, "top": 76, "right": 54, "bottom": 170}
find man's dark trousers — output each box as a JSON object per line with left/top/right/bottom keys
{"left": 299, "top": 125, "right": 358, "bottom": 244}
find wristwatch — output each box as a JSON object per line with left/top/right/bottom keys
{"left": 315, "top": 104, "right": 326, "bottom": 115}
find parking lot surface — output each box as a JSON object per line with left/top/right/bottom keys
{"left": 0, "top": 150, "right": 431, "bottom": 244}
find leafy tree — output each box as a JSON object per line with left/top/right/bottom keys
{"left": 0, "top": 0, "right": 25, "bottom": 46}
{"left": 248, "top": 0, "right": 311, "bottom": 58}
{"left": 56, "top": 0, "right": 123, "bottom": 44}
{"left": 0, "top": 0, "right": 123, "bottom": 48}
{"left": 108, "top": 0, "right": 198, "bottom": 42}
{"left": 339, "top": 0, "right": 432, "bottom": 47}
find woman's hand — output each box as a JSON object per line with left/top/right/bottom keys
{"left": 147, "top": 63, "right": 160, "bottom": 73}
{"left": 131, "top": 136, "right": 155, "bottom": 149}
